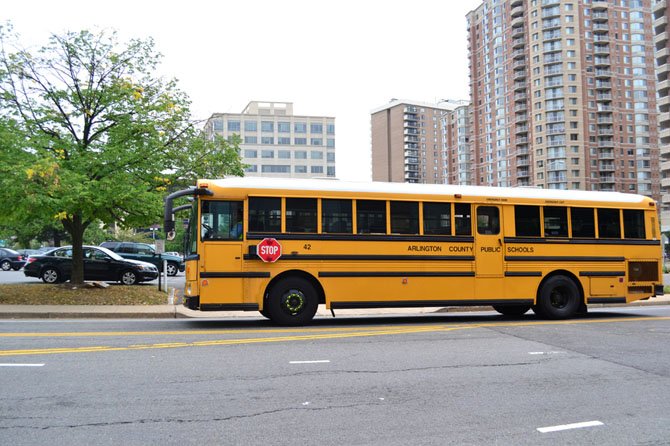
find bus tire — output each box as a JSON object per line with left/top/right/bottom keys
{"left": 266, "top": 277, "right": 318, "bottom": 326}
{"left": 492, "top": 304, "right": 531, "bottom": 316}
{"left": 535, "top": 275, "right": 581, "bottom": 320}
{"left": 259, "top": 308, "right": 271, "bottom": 319}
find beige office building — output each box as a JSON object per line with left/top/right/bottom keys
{"left": 654, "top": 0, "right": 670, "bottom": 231}
{"left": 204, "top": 101, "right": 336, "bottom": 178}
{"left": 371, "top": 100, "right": 456, "bottom": 184}
{"left": 467, "top": 0, "right": 660, "bottom": 200}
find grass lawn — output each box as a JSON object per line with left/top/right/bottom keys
{"left": 0, "top": 283, "right": 169, "bottom": 305}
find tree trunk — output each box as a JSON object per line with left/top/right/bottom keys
{"left": 62, "top": 214, "right": 85, "bottom": 285}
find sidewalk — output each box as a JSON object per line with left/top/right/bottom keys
{"left": 0, "top": 295, "right": 669, "bottom": 319}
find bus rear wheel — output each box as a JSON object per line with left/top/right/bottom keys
{"left": 266, "top": 277, "right": 318, "bottom": 326}
{"left": 534, "top": 275, "right": 581, "bottom": 320}
{"left": 492, "top": 304, "right": 531, "bottom": 316}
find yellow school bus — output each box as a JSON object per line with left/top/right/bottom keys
{"left": 164, "top": 177, "right": 663, "bottom": 325}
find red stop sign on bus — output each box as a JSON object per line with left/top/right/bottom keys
{"left": 257, "top": 238, "right": 282, "bottom": 263}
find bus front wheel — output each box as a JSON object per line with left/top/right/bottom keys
{"left": 534, "top": 275, "right": 581, "bottom": 320}
{"left": 266, "top": 277, "right": 318, "bottom": 326}
{"left": 492, "top": 304, "right": 531, "bottom": 316}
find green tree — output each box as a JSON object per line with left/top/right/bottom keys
{"left": 0, "top": 25, "right": 243, "bottom": 284}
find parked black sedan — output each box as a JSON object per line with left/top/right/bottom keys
{"left": 0, "top": 248, "right": 26, "bottom": 271}
{"left": 24, "top": 245, "right": 159, "bottom": 285}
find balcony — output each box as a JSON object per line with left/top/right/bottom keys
{"left": 542, "top": 8, "right": 561, "bottom": 19}
{"left": 512, "top": 48, "right": 526, "bottom": 59}
{"left": 547, "top": 126, "right": 566, "bottom": 135}
{"left": 514, "top": 104, "right": 528, "bottom": 112}
{"left": 598, "top": 116, "right": 613, "bottom": 124}
{"left": 545, "top": 66, "right": 563, "bottom": 75}
{"left": 598, "top": 128, "right": 614, "bottom": 136}
{"left": 595, "top": 80, "right": 612, "bottom": 89}
{"left": 592, "top": 1, "right": 609, "bottom": 10}
{"left": 513, "top": 59, "right": 527, "bottom": 69}
{"left": 593, "top": 11, "right": 609, "bottom": 22}
{"left": 542, "top": 20, "right": 561, "bottom": 30}
{"left": 514, "top": 92, "right": 528, "bottom": 102}
{"left": 511, "top": 3, "right": 524, "bottom": 18}
{"left": 516, "top": 112, "right": 528, "bottom": 123}
{"left": 512, "top": 16, "right": 525, "bottom": 28}
{"left": 544, "top": 31, "right": 561, "bottom": 41}
{"left": 512, "top": 37, "right": 525, "bottom": 49}
{"left": 595, "top": 69, "right": 612, "bottom": 78}
{"left": 544, "top": 54, "right": 562, "bottom": 64}
{"left": 517, "top": 167, "right": 530, "bottom": 178}
{"left": 593, "top": 24, "right": 609, "bottom": 33}
{"left": 655, "top": 14, "right": 668, "bottom": 29}
{"left": 594, "top": 44, "right": 610, "bottom": 55}
{"left": 597, "top": 105, "right": 613, "bottom": 112}
{"left": 598, "top": 139, "right": 614, "bottom": 148}
{"left": 654, "top": 0, "right": 667, "bottom": 14}
{"left": 511, "top": 0, "right": 523, "bottom": 7}
{"left": 598, "top": 149, "right": 615, "bottom": 159}
{"left": 514, "top": 81, "right": 526, "bottom": 91}
{"left": 597, "top": 93, "right": 613, "bottom": 100}
{"left": 546, "top": 79, "right": 563, "bottom": 87}
{"left": 516, "top": 124, "right": 529, "bottom": 133}
{"left": 594, "top": 57, "right": 611, "bottom": 66}
{"left": 656, "top": 31, "right": 668, "bottom": 46}
{"left": 656, "top": 47, "right": 670, "bottom": 61}
{"left": 660, "top": 127, "right": 670, "bottom": 140}
{"left": 599, "top": 174, "right": 616, "bottom": 183}
{"left": 516, "top": 136, "right": 529, "bottom": 144}
{"left": 511, "top": 26, "right": 525, "bottom": 38}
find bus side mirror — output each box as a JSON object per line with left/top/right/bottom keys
{"left": 167, "top": 230, "right": 176, "bottom": 241}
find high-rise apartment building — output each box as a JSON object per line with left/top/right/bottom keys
{"left": 371, "top": 100, "right": 455, "bottom": 184}
{"left": 442, "top": 104, "right": 474, "bottom": 184}
{"left": 467, "top": 0, "right": 660, "bottom": 201}
{"left": 654, "top": 0, "right": 670, "bottom": 231}
{"left": 204, "top": 101, "right": 336, "bottom": 178}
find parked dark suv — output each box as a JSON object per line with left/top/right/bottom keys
{"left": 99, "top": 242, "right": 184, "bottom": 276}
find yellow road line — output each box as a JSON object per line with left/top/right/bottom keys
{"left": 0, "top": 316, "right": 668, "bottom": 358}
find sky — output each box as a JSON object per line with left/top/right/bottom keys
{"left": 3, "top": 0, "right": 483, "bottom": 181}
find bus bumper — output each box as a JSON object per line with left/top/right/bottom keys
{"left": 655, "top": 285, "right": 665, "bottom": 297}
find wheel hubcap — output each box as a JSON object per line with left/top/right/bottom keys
{"left": 1, "top": 262, "right": 10, "bottom": 271}
{"left": 549, "top": 287, "right": 569, "bottom": 309}
{"left": 281, "top": 289, "right": 305, "bottom": 316}
{"left": 123, "top": 273, "right": 135, "bottom": 284}
{"left": 44, "top": 270, "right": 57, "bottom": 282}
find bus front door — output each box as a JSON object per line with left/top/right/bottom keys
{"left": 474, "top": 205, "right": 504, "bottom": 297}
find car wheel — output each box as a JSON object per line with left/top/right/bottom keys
{"left": 1, "top": 260, "right": 11, "bottom": 271}
{"left": 120, "top": 270, "right": 138, "bottom": 285}
{"left": 41, "top": 267, "right": 62, "bottom": 284}
{"left": 166, "top": 262, "right": 178, "bottom": 276}
{"left": 265, "top": 277, "right": 318, "bottom": 326}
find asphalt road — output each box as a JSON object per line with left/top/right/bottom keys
{"left": 1, "top": 306, "right": 670, "bottom": 445}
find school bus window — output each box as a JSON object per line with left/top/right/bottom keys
{"left": 322, "top": 199, "right": 352, "bottom": 233}
{"left": 476, "top": 206, "right": 500, "bottom": 235}
{"left": 357, "top": 200, "right": 387, "bottom": 234}
{"left": 423, "top": 202, "right": 451, "bottom": 235}
{"left": 249, "top": 197, "right": 281, "bottom": 232}
{"left": 571, "top": 207, "right": 595, "bottom": 238}
{"left": 454, "top": 203, "right": 472, "bottom": 236}
{"left": 515, "top": 205, "right": 541, "bottom": 237}
{"left": 623, "top": 209, "right": 645, "bottom": 239}
{"left": 598, "top": 208, "right": 621, "bottom": 238}
{"left": 286, "top": 198, "right": 317, "bottom": 233}
{"left": 544, "top": 206, "right": 568, "bottom": 237}
{"left": 201, "top": 200, "right": 243, "bottom": 241}
{"left": 390, "top": 201, "right": 419, "bottom": 235}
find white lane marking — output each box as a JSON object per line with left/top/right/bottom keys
{"left": 529, "top": 351, "right": 565, "bottom": 355}
{"left": 0, "top": 363, "right": 45, "bottom": 367}
{"left": 537, "top": 420, "right": 604, "bottom": 433}
{"left": 289, "top": 360, "right": 331, "bottom": 364}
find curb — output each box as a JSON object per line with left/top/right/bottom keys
{"left": 0, "top": 297, "right": 668, "bottom": 319}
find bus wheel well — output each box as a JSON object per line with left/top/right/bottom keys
{"left": 536, "top": 270, "right": 584, "bottom": 304}
{"left": 264, "top": 270, "right": 325, "bottom": 306}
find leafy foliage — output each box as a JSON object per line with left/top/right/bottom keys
{"left": 0, "top": 24, "right": 243, "bottom": 282}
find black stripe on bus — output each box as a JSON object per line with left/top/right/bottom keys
{"left": 505, "top": 256, "right": 625, "bottom": 262}
{"left": 579, "top": 271, "right": 625, "bottom": 277}
{"left": 504, "top": 271, "right": 543, "bottom": 277}
{"left": 319, "top": 271, "right": 475, "bottom": 278}
{"left": 330, "top": 299, "right": 534, "bottom": 309}
{"left": 200, "top": 304, "right": 260, "bottom": 311}
{"left": 246, "top": 233, "right": 475, "bottom": 243}
{"left": 504, "top": 237, "right": 660, "bottom": 246}
{"left": 244, "top": 254, "right": 475, "bottom": 261}
{"left": 200, "top": 272, "right": 271, "bottom": 278}
{"left": 587, "top": 297, "right": 627, "bottom": 304}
